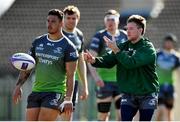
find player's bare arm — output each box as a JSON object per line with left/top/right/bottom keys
{"left": 63, "top": 61, "right": 78, "bottom": 115}
{"left": 13, "top": 70, "right": 31, "bottom": 104}
{"left": 77, "top": 51, "right": 89, "bottom": 100}
{"left": 16, "top": 70, "right": 31, "bottom": 86}
{"left": 86, "top": 50, "right": 104, "bottom": 87}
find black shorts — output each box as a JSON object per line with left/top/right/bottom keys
{"left": 96, "top": 82, "right": 121, "bottom": 99}
{"left": 121, "top": 92, "right": 158, "bottom": 110}
{"left": 72, "top": 80, "right": 78, "bottom": 108}
{"left": 158, "top": 83, "right": 174, "bottom": 109}
{"left": 27, "top": 92, "right": 64, "bottom": 111}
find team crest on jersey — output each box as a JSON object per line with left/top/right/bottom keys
{"left": 148, "top": 99, "right": 156, "bottom": 106}
{"left": 53, "top": 47, "right": 62, "bottom": 54}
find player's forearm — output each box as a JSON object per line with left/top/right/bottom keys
{"left": 65, "top": 61, "right": 78, "bottom": 100}
{"left": 65, "top": 75, "right": 75, "bottom": 101}
{"left": 77, "top": 56, "right": 88, "bottom": 89}
{"left": 16, "top": 71, "right": 31, "bottom": 87}
{"left": 87, "top": 63, "right": 102, "bottom": 82}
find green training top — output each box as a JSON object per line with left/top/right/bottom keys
{"left": 156, "top": 50, "right": 180, "bottom": 85}
{"left": 92, "top": 38, "right": 159, "bottom": 95}
{"left": 29, "top": 34, "right": 78, "bottom": 94}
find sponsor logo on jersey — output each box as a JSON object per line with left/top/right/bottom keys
{"left": 47, "top": 43, "right": 54, "bottom": 46}
{"left": 70, "top": 51, "right": 78, "bottom": 58}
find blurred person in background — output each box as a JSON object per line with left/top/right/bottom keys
{"left": 87, "top": 9, "right": 127, "bottom": 121}
{"left": 155, "top": 33, "right": 180, "bottom": 121}
{"left": 58, "top": 5, "right": 88, "bottom": 121}
{"left": 85, "top": 15, "right": 159, "bottom": 121}
{"left": 12, "top": 9, "right": 78, "bottom": 121}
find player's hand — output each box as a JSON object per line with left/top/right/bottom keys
{"left": 103, "top": 36, "right": 120, "bottom": 54}
{"left": 12, "top": 85, "right": 22, "bottom": 104}
{"left": 84, "top": 50, "right": 96, "bottom": 64}
{"left": 80, "top": 87, "right": 89, "bottom": 100}
{"left": 96, "top": 80, "right": 104, "bottom": 87}
{"left": 59, "top": 101, "right": 73, "bottom": 116}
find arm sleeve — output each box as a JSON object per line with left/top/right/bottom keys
{"left": 115, "top": 44, "right": 156, "bottom": 69}
{"left": 79, "top": 36, "right": 84, "bottom": 53}
{"left": 28, "top": 40, "right": 36, "bottom": 59}
{"left": 65, "top": 43, "right": 79, "bottom": 62}
{"left": 77, "top": 31, "right": 84, "bottom": 53}
{"left": 174, "top": 55, "right": 180, "bottom": 69}
{"left": 92, "top": 51, "right": 117, "bottom": 68}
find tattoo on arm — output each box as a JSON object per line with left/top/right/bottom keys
{"left": 16, "top": 71, "right": 31, "bottom": 86}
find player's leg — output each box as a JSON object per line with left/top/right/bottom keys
{"left": 139, "top": 109, "right": 155, "bottom": 121}
{"left": 38, "top": 107, "right": 60, "bottom": 121}
{"left": 155, "top": 83, "right": 167, "bottom": 120}
{"left": 58, "top": 80, "right": 78, "bottom": 121}
{"left": 26, "top": 92, "right": 41, "bottom": 121}
{"left": 114, "top": 95, "right": 121, "bottom": 121}
{"left": 96, "top": 82, "right": 113, "bottom": 121}
{"left": 112, "top": 82, "right": 122, "bottom": 121}
{"left": 165, "top": 84, "right": 175, "bottom": 121}
{"left": 156, "top": 104, "right": 168, "bottom": 120}
{"left": 97, "top": 97, "right": 112, "bottom": 121}
{"left": 120, "top": 94, "right": 138, "bottom": 121}
{"left": 139, "top": 92, "right": 158, "bottom": 121}
{"left": 37, "top": 92, "right": 64, "bottom": 121}
{"left": 156, "top": 84, "right": 174, "bottom": 121}
{"left": 165, "top": 97, "right": 174, "bottom": 121}
{"left": 26, "top": 108, "right": 40, "bottom": 120}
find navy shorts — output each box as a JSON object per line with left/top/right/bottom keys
{"left": 96, "top": 82, "right": 121, "bottom": 99}
{"left": 27, "top": 92, "right": 64, "bottom": 111}
{"left": 72, "top": 80, "right": 78, "bottom": 109}
{"left": 121, "top": 92, "right": 158, "bottom": 110}
{"left": 158, "top": 83, "right": 174, "bottom": 109}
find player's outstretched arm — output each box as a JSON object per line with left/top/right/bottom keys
{"left": 86, "top": 50, "right": 104, "bottom": 87}
{"left": 12, "top": 70, "right": 32, "bottom": 104}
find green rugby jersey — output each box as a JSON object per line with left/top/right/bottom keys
{"left": 92, "top": 38, "right": 159, "bottom": 95}
{"left": 29, "top": 34, "right": 78, "bottom": 94}
{"left": 89, "top": 29, "right": 127, "bottom": 82}
{"left": 156, "top": 50, "right": 180, "bottom": 85}
{"left": 62, "top": 28, "right": 84, "bottom": 80}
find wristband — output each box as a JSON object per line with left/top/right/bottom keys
{"left": 59, "top": 100, "right": 73, "bottom": 112}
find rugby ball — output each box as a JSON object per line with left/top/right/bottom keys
{"left": 10, "top": 53, "right": 36, "bottom": 71}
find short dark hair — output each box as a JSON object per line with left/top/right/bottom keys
{"left": 163, "top": 33, "right": 177, "bottom": 43}
{"left": 104, "top": 9, "right": 120, "bottom": 17}
{"left": 63, "top": 5, "right": 80, "bottom": 19}
{"left": 127, "top": 15, "right": 146, "bottom": 35}
{"left": 48, "top": 9, "right": 63, "bottom": 21}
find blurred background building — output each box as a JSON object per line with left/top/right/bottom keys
{"left": 0, "top": 0, "right": 180, "bottom": 120}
